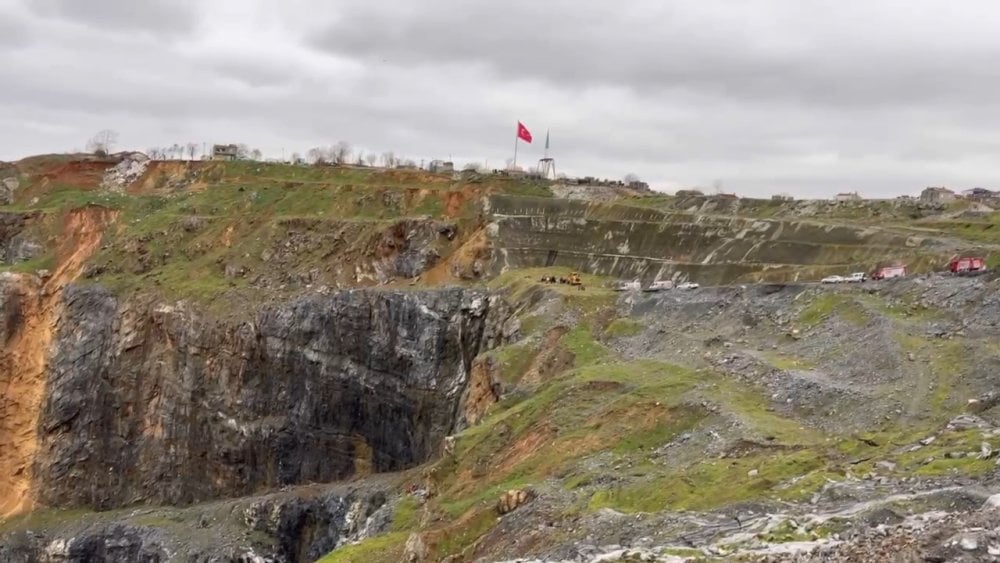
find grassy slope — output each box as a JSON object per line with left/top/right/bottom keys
{"left": 0, "top": 161, "right": 553, "bottom": 307}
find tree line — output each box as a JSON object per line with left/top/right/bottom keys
{"left": 84, "top": 130, "right": 642, "bottom": 184}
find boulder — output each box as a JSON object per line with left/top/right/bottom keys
{"left": 983, "top": 494, "right": 1000, "bottom": 510}
{"left": 497, "top": 489, "right": 533, "bottom": 515}
{"left": 0, "top": 176, "right": 18, "bottom": 204}
{"left": 403, "top": 532, "right": 427, "bottom": 563}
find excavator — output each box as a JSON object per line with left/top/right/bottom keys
{"left": 568, "top": 271, "right": 582, "bottom": 286}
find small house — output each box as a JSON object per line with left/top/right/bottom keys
{"left": 835, "top": 191, "right": 862, "bottom": 202}
{"left": 428, "top": 160, "right": 454, "bottom": 173}
{"left": 212, "top": 144, "right": 239, "bottom": 161}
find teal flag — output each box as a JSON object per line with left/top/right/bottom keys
{"left": 545, "top": 130, "right": 550, "bottom": 150}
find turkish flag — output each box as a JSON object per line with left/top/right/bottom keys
{"left": 517, "top": 121, "right": 533, "bottom": 143}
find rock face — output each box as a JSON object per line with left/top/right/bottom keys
{"left": 19, "top": 284, "right": 510, "bottom": 510}
{"left": 0, "top": 175, "right": 19, "bottom": 205}
{"left": 0, "top": 483, "right": 392, "bottom": 562}
{"left": 485, "top": 194, "right": 949, "bottom": 284}
{"left": 0, "top": 211, "right": 42, "bottom": 264}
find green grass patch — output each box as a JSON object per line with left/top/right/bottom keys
{"left": 588, "top": 449, "right": 824, "bottom": 513}
{"left": 760, "top": 351, "right": 816, "bottom": 371}
{"left": 518, "top": 314, "right": 547, "bottom": 337}
{"left": 437, "top": 361, "right": 707, "bottom": 517}
{"left": 317, "top": 532, "right": 409, "bottom": 563}
{"left": 892, "top": 428, "right": 996, "bottom": 477}
{"left": 0, "top": 508, "right": 94, "bottom": 533}
{"left": 759, "top": 519, "right": 815, "bottom": 543}
{"left": 0, "top": 253, "right": 56, "bottom": 274}
{"left": 894, "top": 334, "right": 967, "bottom": 418}
{"left": 916, "top": 215, "right": 1000, "bottom": 244}
{"left": 432, "top": 508, "right": 498, "bottom": 559}
{"left": 798, "top": 293, "right": 867, "bottom": 328}
{"left": 489, "top": 343, "right": 537, "bottom": 386}
{"left": 391, "top": 496, "right": 421, "bottom": 532}
{"left": 709, "top": 379, "right": 825, "bottom": 446}
{"left": 604, "top": 318, "right": 644, "bottom": 338}
{"left": 562, "top": 325, "right": 609, "bottom": 367}
{"left": 857, "top": 294, "right": 945, "bottom": 323}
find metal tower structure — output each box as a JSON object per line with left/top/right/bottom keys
{"left": 536, "top": 130, "right": 556, "bottom": 179}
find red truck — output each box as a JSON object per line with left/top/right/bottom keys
{"left": 871, "top": 264, "right": 907, "bottom": 280}
{"left": 948, "top": 256, "right": 987, "bottom": 275}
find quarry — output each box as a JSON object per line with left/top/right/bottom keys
{"left": 0, "top": 153, "right": 998, "bottom": 562}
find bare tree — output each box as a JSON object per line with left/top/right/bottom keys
{"left": 86, "top": 129, "right": 119, "bottom": 155}
{"left": 624, "top": 173, "right": 641, "bottom": 184}
{"left": 332, "top": 141, "right": 352, "bottom": 165}
{"left": 169, "top": 143, "right": 182, "bottom": 159}
{"left": 363, "top": 152, "right": 378, "bottom": 167}
{"left": 290, "top": 152, "right": 303, "bottom": 165}
{"left": 250, "top": 148, "right": 263, "bottom": 161}
{"left": 380, "top": 151, "right": 397, "bottom": 168}
{"left": 186, "top": 142, "right": 198, "bottom": 160}
{"left": 712, "top": 179, "right": 724, "bottom": 194}
{"left": 307, "top": 147, "right": 328, "bottom": 164}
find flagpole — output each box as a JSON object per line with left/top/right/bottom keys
{"left": 513, "top": 127, "right": 518, "bottom": 169}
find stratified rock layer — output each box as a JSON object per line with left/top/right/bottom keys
{"left": 20, "top": 284, "right": 509, "bottom": 510}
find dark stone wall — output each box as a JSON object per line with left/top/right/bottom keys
{"left": 32, "top": 285, "right": 509, "bottom": 509}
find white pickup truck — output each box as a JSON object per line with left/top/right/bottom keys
{"left": 644, "top": 280, "right": 674, "bottom": 292}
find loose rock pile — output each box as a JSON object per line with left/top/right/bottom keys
{"left": 100, "top": 152, "right": 150, "bottom": 192}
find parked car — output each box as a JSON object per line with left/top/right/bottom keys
{"left": 845, "top": 272, "right": 867, "bottom": 283}
{"left": 612, "top": 280, "right": 641, "bottom": 292}
{"left": 677, "top": 282, "right": 700, "bottom": 290}
{"left": 643, "top": 280, "right": 674, "bottom": 292}
{"left": 821, "top": 275, "right": 844, "bottom": 284}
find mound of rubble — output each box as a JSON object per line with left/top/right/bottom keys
{"left": 100, "top": 152, "right": 150, "bottom": 193}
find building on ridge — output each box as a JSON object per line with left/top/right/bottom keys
{"left": 920, "top": 186, "right": 957, "bottom": 203}
{"left": 212, "top": 144, "right": 239, "bottom": 161}
{"left": 834, "top": 191, "right": 862, "bottom": 202}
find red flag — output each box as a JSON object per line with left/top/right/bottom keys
{"left": 517, "top": 121, "right": 533, "bottom": 143}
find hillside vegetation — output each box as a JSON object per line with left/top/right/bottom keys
{"left": 1, "top": 153, "right": 998, "bottom": 562}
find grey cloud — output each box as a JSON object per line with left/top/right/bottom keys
{"left": 0, "top": 5, "right": 34, "bottom": 48}
{"left": 206, "top": 58, "right": 301, "bottom": 89}
{"left": 27, "top": 0, "right": 198, "bottom": 37}
{"left": 4, "top": 0, "right": 1000, "bottom": 198}
{"left": 309, "top": 1, "right": 1000, "bottom": 108}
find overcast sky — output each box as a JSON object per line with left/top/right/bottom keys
{"left": 3, "top": 0, "right": 1000, "bottom": 197}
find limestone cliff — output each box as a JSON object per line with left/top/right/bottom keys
{"left": 20, "top": 286, "right": 510, "bottom": 510}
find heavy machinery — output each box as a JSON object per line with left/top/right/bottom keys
{"left": 568, "top": 272, "right": 582, "bottom": 286}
